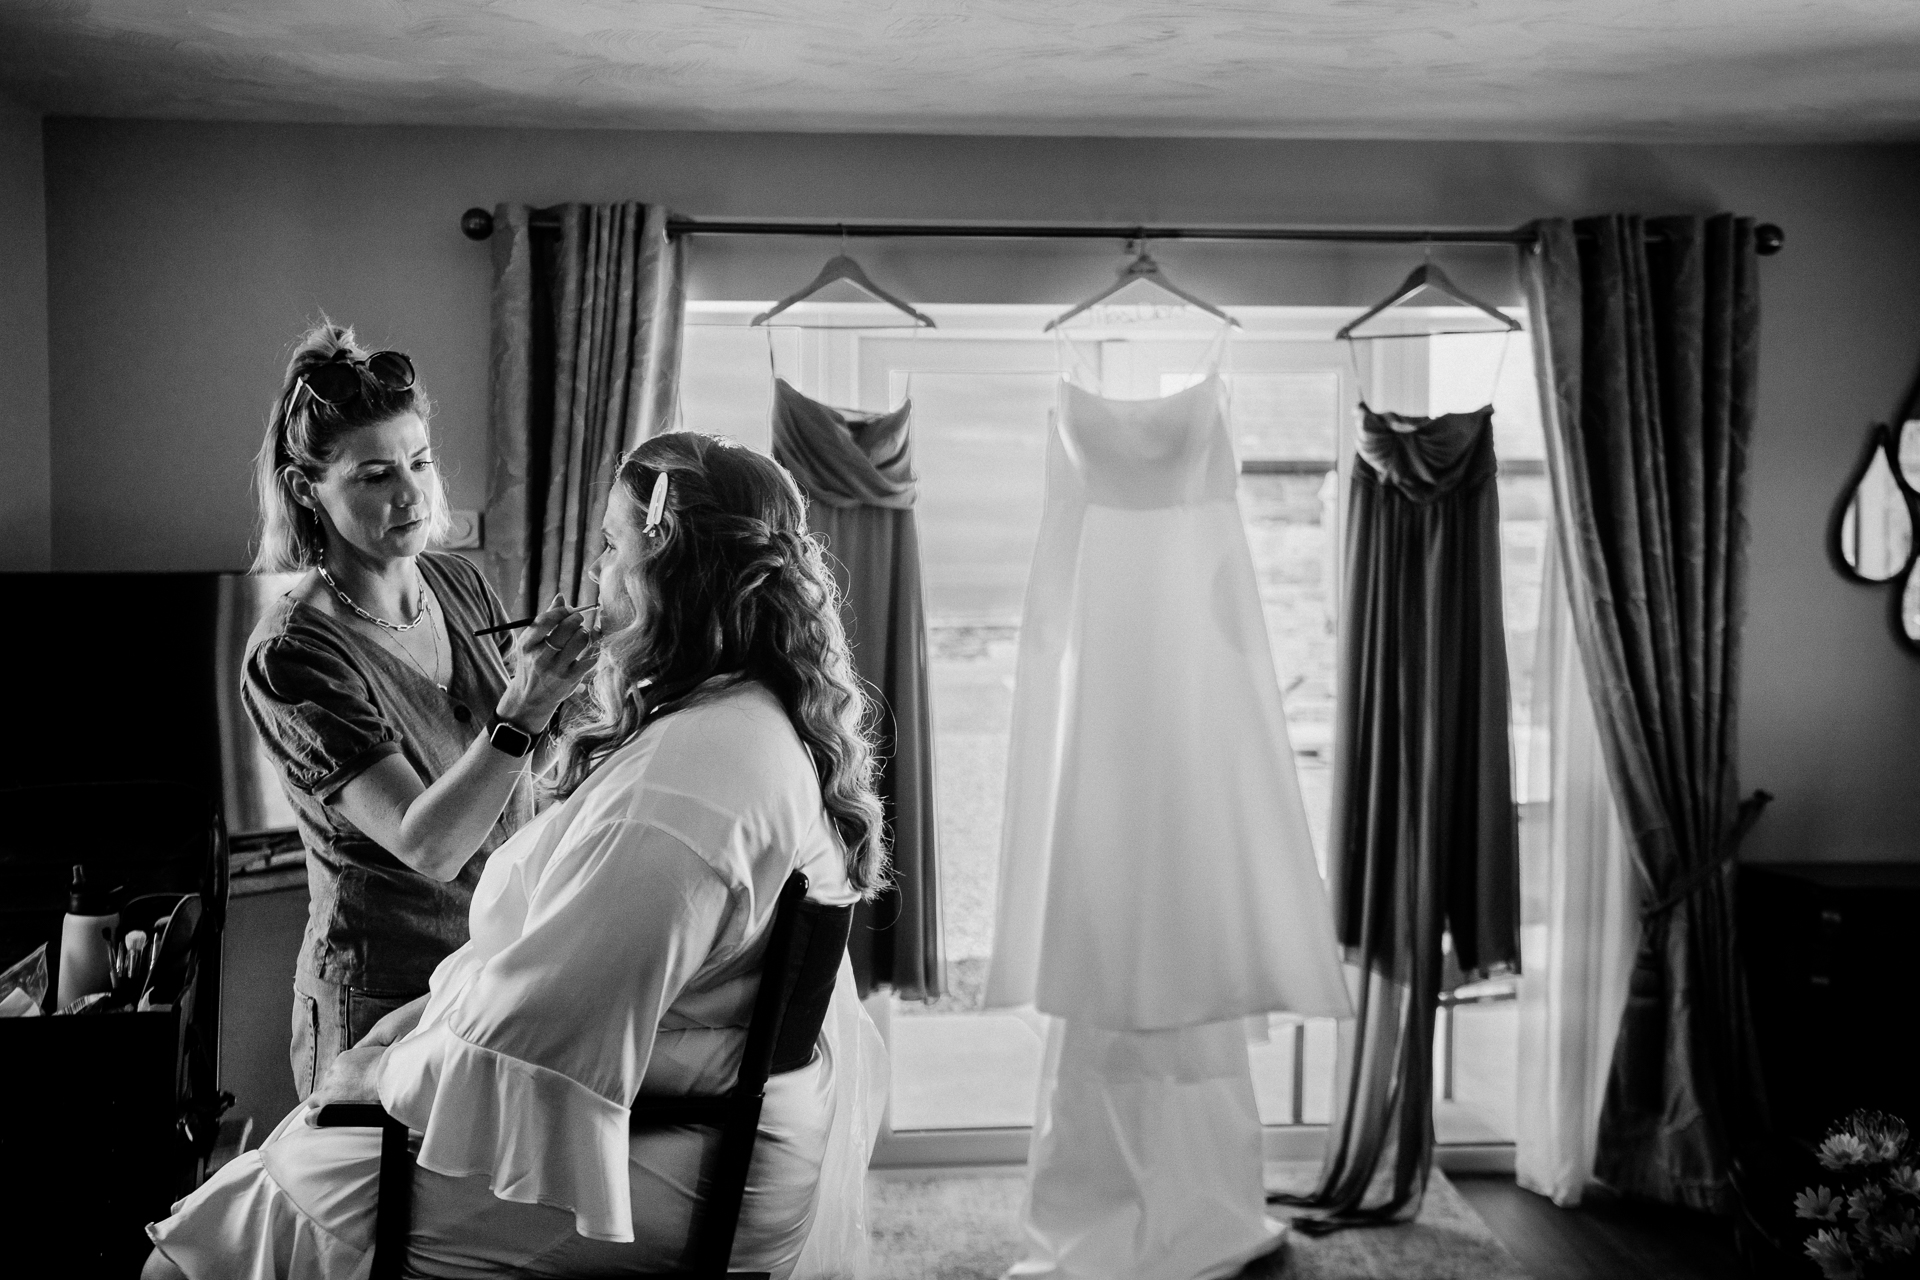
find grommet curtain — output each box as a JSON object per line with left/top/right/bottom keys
{"left": 1523, "top": 214, "right": 1769, "bottom": 1213}
{"left": 483, "top": 202, "right": 685, "bottom": 615}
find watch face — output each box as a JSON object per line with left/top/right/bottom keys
{"left": 490, "top": 721, "right": 535, "bottom": 758}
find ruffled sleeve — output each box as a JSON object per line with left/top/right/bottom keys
{"left": 377, "top": 818, "right": 731, "bottom": 1242}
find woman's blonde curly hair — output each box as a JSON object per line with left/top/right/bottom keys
{"left": 546, "top": 431, "right": 890, "bottom": 897}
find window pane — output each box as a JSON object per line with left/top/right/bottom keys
{"left": 1238, "top": 470, "right": 1338, "bottom": 866}
{"left": 1231, "top": 371, "right": 1343, "bottom": 461}
{"left": 1159, "top": 370, "right": 1342, "bottom": 461}
{"left": 913, "top": 372, "right": 1058, "bottom": 623}
{"left": 912, "top": 370, "right": 1057, "bottom": 1023}
{"left": 682, "top": 306, "right": 1544, "bottom": 1146}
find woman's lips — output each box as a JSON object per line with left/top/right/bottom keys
{"left": 391, "top": 517, "right": 424, "bottom": 533}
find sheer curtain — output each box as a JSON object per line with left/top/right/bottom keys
{"left": 1515, "top": 538, "right": 1641, "bottom": 1207}
{"left": 482, "top": 202, "right": 685, "bottom": 613}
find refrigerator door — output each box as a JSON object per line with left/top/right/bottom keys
{"left": 216, "top": 572, "right": 302, "bottom": 836}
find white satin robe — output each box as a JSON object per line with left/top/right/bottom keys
{"left": 149, "top": 682, "right": 888, "bottom": 1280}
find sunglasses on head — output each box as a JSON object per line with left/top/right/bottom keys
{"left": 296, "top": 350, "right": 416, "bottom": 409}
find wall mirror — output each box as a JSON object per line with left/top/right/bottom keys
{"left": 1832, "top": 416, "right": 1920, "bottom": 650}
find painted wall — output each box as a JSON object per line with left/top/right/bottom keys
{"left": 38, "top": 120, "right": 1920, "bottom": 864}
{"left": 0, "top": 98, "right": 50, "bottom": 570}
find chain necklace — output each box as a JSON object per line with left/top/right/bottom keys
{"left": 317, "top": 563, "right": 447, "bottom": 690}
{"left": 316, "top": 563, "right": 428, "bottom": 631}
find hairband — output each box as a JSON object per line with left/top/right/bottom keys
{"left": 643, "top": 472, "right": 669, "bottom": 538}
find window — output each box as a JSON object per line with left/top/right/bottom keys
{"left": 680, "top": 301, "right": 1545, "bottom": 1150}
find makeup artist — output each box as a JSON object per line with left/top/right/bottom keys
{"left": 244, "top": 323, "right": 592, "bottom": 1099}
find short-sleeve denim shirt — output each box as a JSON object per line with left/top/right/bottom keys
{"left": 242, "top": 552, "right": 535, "bottom": 990}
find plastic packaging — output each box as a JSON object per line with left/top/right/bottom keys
{"left": 0, "top": 942, "right": 49, "bottom": 1016}
{"left": 56, "top": 865, "right": 119, "bottom": 1009}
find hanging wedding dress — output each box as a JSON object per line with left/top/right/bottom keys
{"left": 987, "top": 365, "right": 1352, "bottom": 1280}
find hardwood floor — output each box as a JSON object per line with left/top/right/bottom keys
{"left": 1452, "top": 1175, "right": 1749, "bottom": 1280}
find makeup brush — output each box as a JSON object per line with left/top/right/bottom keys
{"left": 473, "top": 604, "right": 599, "bottom": 639}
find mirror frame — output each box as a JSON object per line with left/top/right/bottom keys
{"left": 1829, "top": 422, "right": 1915, "bottom": 584}
{"left": 1830, "top": 417, "right": 1920, "bottom": 655}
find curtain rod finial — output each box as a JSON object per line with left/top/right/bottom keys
{"left": 1755, "top": 223, "right": 1784, "bottom": 256}
{"left": 461, "top": 207, "right": 495, "bottom": 241}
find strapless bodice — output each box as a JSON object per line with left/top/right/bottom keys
{"left": 1057, "top": 376, "right": 1239, "bottom": 510}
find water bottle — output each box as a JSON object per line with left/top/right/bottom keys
{"left": 56, "top": 865, "right": 118, "bottom": 1008}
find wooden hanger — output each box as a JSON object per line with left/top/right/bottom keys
{"left": 751, "top": 231, "right": 935, "bottom": 328}
{"left": 1045, "top": 240, "right": 1241, "bottom": 332}
{"left": 1335, "top": 256, "right": 1520, "bottom": 341}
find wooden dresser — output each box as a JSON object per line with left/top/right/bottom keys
{"left": 1740, "top": 862, "right": 1920, "bottom": 1143}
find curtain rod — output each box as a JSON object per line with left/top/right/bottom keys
{"left": 663, "top": 218, "right": 1535, "bottom": 246}
{"left": 457, "top": 208, "right": 1785, "bottom": 254}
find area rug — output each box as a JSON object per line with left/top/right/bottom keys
{"left": 868, "top": 1162, "right": 1531, "bottom": 1280}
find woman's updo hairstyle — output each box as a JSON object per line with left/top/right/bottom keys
{"left": 251, "top": 321, "right": 443, "bottom": 573}
{"left": 550, "top": 431, "right": 891, "bottom": 897}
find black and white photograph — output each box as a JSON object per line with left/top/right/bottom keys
{"left": 1, "top": 3, "right": 1917, "bottom": 1279}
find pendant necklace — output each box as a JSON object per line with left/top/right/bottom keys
{"left": 389, "top": 592, "right": 446, "bottom": 692}
{"left": 375, "top": 590, "right": 447, "bottom": 692}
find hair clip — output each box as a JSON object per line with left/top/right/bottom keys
{"left": 643, "top": 472, "right": 669, "bottom": 538}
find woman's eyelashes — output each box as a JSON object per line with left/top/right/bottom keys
{"left": 356, "top": 458, "right": 433, "bottom": 485}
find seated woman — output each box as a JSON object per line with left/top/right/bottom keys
{"left": 145, "top": 432, "right": 892, "bottom": 1280}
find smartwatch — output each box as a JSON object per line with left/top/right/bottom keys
{"left": 487, "top": 719, "right": 537, "bottom": 758}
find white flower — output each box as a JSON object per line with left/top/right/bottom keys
{"left": 1797, "top": 1186, "right": 1844, "bottom": 1221}
{"left": 1879, "top": 1220, "right": 1920, "bottom": 1255}
{"left": 1806, "top": 1228, "right": 1860, "bottom": 1280}
{"left": 1890, "top": 1165, "right": 1920, "bottom": 1198}
{"left": 1821, "top": 1133, "right": 1873, "bottom": 1170}
{"left": 1841, "top": 1110, "right": 1910, "bottom": 1163}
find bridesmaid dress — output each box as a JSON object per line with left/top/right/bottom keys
{"left": 771, "top": 377, "right": 945, "bottom": 1000}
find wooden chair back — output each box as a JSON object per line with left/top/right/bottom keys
{"left": 318, "top": 865, "right": 855, "bottom": 1280}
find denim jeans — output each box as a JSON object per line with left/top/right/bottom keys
{"left": 289, "top": 970, "right": 422, "bottom": 1102}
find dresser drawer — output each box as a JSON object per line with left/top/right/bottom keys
{"left": 1740, "top": 864, "right": 1920, "bottom": 1141}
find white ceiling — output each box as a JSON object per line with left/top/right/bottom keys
{"left": 2, "top": 0, "right": 1919, "bottom": 142}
